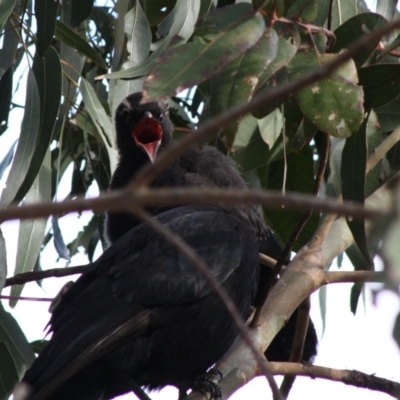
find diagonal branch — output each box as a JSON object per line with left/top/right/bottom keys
{"left": 131, "top": 208, "right": 282, "bottom": 400}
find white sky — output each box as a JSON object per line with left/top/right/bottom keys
{"left": 2, "top": 0, "right": 400, "bottom": 399}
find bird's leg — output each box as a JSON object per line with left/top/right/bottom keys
{"left": 191, "top": 368, "right": 223, "bottom": 400}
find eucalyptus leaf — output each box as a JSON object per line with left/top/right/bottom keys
{"left": 0, "top": 303, "right": 35, "bottom": 398}
{"left": 10, "top": 149, "right": 51, "bottom": 307}
{"left": 1, "top": 70, "right": 40, "bottom": 207}
{"left": 288, "top": 51, "right": 364, "bottom": 138}
{"left": 143, "top": 4, "right": 265, "bottom": 101}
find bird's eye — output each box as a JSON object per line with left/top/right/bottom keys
{"left": 158, "top": 113, "right": 164, "bottom": 123}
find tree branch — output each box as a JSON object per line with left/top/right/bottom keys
{"left": 267, "top": 362, "right": 400, "bottom": 398}
{"left": 132, "top": 209, "right": 282, "bottom": 400}
{"left": 4, "top": 265, "right": 88, "bottom": 287}
{"left": 0, "top": 187, "right": 387, "bottom": 224}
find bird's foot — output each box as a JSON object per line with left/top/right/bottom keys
{"left": 192, "top": 368, "right": 222, "bottom": 400}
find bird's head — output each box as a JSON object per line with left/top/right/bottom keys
{"left": 115, "top": 92, "right": 173, "bottom": 163}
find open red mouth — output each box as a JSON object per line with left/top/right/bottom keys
{"left": 131, "top": 116, "right": 163, "bottom": 162}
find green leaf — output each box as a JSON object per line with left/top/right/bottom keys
{"left": 70, "top": 0, "right": 94, "bottom": 27}
{"left": 263, "top": 146, "right": 319, "bottom": 250}
{"left": 143, "top": 4, "right": 265, "bottom": 101}
{"left": 332, "top": 13, "right": 387, "bottom": 67}
{"left": 329, "top": 0, "right": 369, "bottom": 31}
{"left": 376, "top": 98, "right": 400, "bottom": 133}
{"left": 145, "top": 0, "right": 177, "bottom": 26}
{"left": 393, "top": 311, "right": 400, "bottom": 351}
{"left": 1, "top": 70, "right": 40, "bottom": 207}
{"left": 35, "top": 0, "right": 59, "bottom": 56}
{"left": 341, "top": 118, "right": 372, "bottom": 272}
{"left": 0, "top": 66, "right": 13, "bottom": 134}
{"left": 0, "top": 302, "right": 35, "bottom": 398}
{"left": 0, "top": 0, "right": 15, "bottom": 34}
{"left": 365, "top": 111, "right": 381, "bottom": 198}
{"left": 13, "top": 47, "right": 62, "bottom": 204}
{"left": 231, "top": 116, "right": 270, "bottom": 171}
{"left": 55, "top": 21, "right": 107, "bottom": 70}
{"left": 80, "top": 78, "right": 117, "bottom": 172}
{"left": 67, "top": 214, "right": 99, "bottom": 258}
{"left": 288, "top": 51, "right": 364, "bottom": 138}
{"left": 10, "top": 149, "right": 51, "bottom": 307}
{"left": 285, "top": 0, "right": 318, "bottom": 22}
{"left": 102, "top": 0, "right": 200, "bottom": 81}
{"left": 359, "top": 64, "right": 400, "bottom": 109}
{"left": 0, "top": 227, "right": 6, "bottom": 293}
{"left": 30, "top": 339, "right": 48, "bottom": 355}
{"left": 209, "top": 29, "right": 278, "bottom": 147}
{"left": 376, "top": 0, "right": 397, "bottom": 21}
{"left": 109, "top": 1, "right": 152, "bottom": 117}
{"left": 252, "top": 25, "right": 299, "bottom": 119}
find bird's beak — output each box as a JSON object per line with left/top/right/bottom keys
{"left": 132, "top": 112, "right": 163, "bottom": 163}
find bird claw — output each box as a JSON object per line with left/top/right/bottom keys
{"left": 192, "top": 368, "right": 223, "bottom": 400}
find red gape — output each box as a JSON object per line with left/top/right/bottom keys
{"left": 132, "top": 116, "right": 163, "bottom": 163}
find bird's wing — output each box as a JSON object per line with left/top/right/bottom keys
{"left": 26, "top": 205, "right": 255, "bottom": 398}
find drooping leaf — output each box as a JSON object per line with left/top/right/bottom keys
{"left": 332, "top": 13, "right": 388, "bottom": 67}
{"left": 55, "top": 21, "right": 108, "bottom": 70}
{"left": 0, "top": 20, "right": 19, "bottom": 86}
{"left": 341, "top": 118, "right": 372, "bottom": 272}
{"left": 365, "top": 110, "right": 381, "bottom": 198}
{"left": 70, "top": 0, "right": 94, "bottom": 27}
{"left": 0, "top": 0, "right": 16, "bottom": 33}
{"left": 1, "top": 70, "right": 40, "bottom": 207}
{"left": 0, "top": 228, "right": 6, "bottom": 293}
{"left": 102, "top": 0, "right": 200, "bottom": 81}
{"left": 13, "top": 46, "right": 62, "bottom": 204}
{"left": 0, "top": 140, "right": 17, "bottom": 181}
{"left": 10, "top": 149, "right": 51, "bottom": 307}
{"left": 109, "top": 1, "right": 152, "bottom": 117}
{"left": 30, "top": 339, "right": 48, "bottom": 355}
{"left": 209, "top": 28, "right": 278, "bottom": 147}
{"left": 359, "top": 64, "right": 400, "bottom": 109}
{"left": 0, "top": 66, "right": 13, "bottom": 134}
{"left": 80, "top": 78, "right": 117, "bottom": 172}
{"left": 376, "top": 0, "right": 397, "bottom": 21}
{"left": 329, "top": 0, "right": 369, "bottom": 31}
{"left": 52, "top": 216, "right": 70, "bottom": 261}
{"left": 375, "top": 98, "right": 400, "bottom": 133}
{"left": 143, "top": 4, "right": 265, "bottom": 101}
{"left": 67, "top": 214, "right": 99, "bottom": 259}
{"left": 285, "top": 0, "right": 318, "bottom": 22}
{"left": 35, "top": 0, "right": 59, "bottom": 56}
{"left": 0, "top": 303, "right": 35, "bottom": 398}
{"left": 264, "top": 145, "right": 319, "bottom": 250}
{"left": 145, "top": 0, "right": 178, "bottom": 26}
{"left": 288, "top": 51, "right": 364, "bottom": 138}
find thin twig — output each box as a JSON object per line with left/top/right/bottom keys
{"left": 279, "top": 297, "right": 312, "bottom": 398}
{"left": 0, "top": 295, "right": 53, "bottom": 302}
{"left": 267, "top": 362, "right": 400, "bottom": 398}
{"left": 4, "top": 265, "right": 88, "bottom": 287}
{"left": 132, "top": 208, "right": 283, "bottom": 400}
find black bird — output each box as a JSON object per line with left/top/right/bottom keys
{"left": 105, "top": 92, "right": 318, "bottom": 363}
{"left": 22, "top": 205, "right": 259, "bottom": 400}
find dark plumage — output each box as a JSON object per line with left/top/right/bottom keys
{"left": 22, "top": 205, "right": 259, "bottom": 400}
{"left": 106, "top": 92, "right": 318, "bottom": 363}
